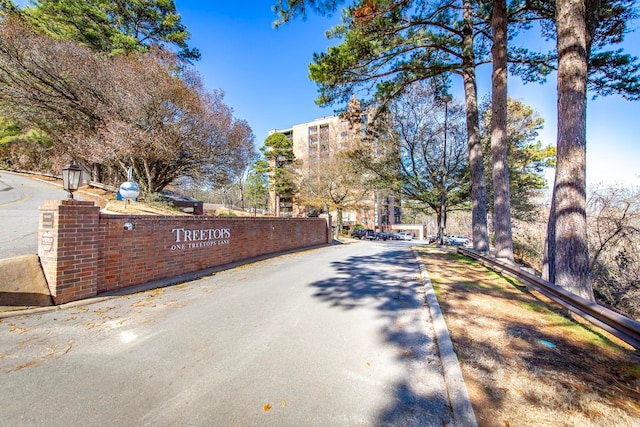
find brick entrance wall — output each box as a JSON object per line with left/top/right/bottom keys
{"left": 38, "top": 200, "right": 331, "bottom": 304}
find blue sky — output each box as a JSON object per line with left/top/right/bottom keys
{"left": 172, "top": 1, "right": 640, "bottom": 188}
{"left": 13, "top": 0, "right": 640, "bottom": 186}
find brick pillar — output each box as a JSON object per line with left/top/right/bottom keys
{"left": 38, "top": 200, "right": 101, "bottom": 304}
{"left": 320, "top": 214, "right": 332, "bottom": 243}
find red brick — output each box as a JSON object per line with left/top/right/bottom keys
{"left": 39, "top": 201, "right": 330, "bottom": 303}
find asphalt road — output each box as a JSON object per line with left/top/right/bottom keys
{"left": 0, "top": 241, "right": 453, "bottom": 426}
{"left": 0, "top": 171, "right": 73, "bottom": 259}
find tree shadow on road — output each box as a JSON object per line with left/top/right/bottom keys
{"left": 311, "top": 248, "right": 419, "bottom": 310}
{"left": 309, "top": 245, "right": 453, "bottom": 425}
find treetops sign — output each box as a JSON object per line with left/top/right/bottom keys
{"left": 170, "top": 227, "right": 231, "bottom": 251}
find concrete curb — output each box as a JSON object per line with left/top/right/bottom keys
{"left": 412, "top": 248, "right": 478, "bottom": 427}
{"left": 0, "top": 254, "right": 53, "bottom": 311}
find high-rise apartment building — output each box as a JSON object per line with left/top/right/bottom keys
{"left": 268, "top": 113, "right": 401, "bottom": 231}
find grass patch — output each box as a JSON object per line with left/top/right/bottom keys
{"left": 414, "top": 246, "right": 640, "bottom": 425}
{"left": 518, "top": 300, "right": 552, "bottom": 314}
{"left": 215, "top": 210, "right": 238, "bottom": 217}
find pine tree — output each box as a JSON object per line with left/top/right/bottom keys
{"left": 18, "top": 0, "right": 199, "bottom": 60}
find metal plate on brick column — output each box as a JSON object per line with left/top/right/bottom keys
{"left": 41, "top": 231, "right": 54, "bottom": 251}
{"left": 42, "top": 212, "right": 54, "bottom": 229}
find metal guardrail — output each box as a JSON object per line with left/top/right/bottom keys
{"left": 457, "top": 247, "right": 640, "bottom": 351}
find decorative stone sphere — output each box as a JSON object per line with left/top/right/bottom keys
{"left": 119, "top": 181, "right": 140, "bottom": 200}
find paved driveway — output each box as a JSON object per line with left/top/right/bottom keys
{"left": 0, "top": 241, "right": 452, "bottom": 426}
{"left": 0, "top": 171, "right": 72, "bottom": 259}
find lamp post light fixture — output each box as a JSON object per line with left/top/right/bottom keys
{"left": 62, "top": 160, "right": 82, "bottom": 199}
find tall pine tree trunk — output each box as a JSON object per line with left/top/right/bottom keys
{"left": 462, "top": 0, "right": 489, "bottom": 252}
{"left": 542, "top": 195, "right": 556, "bottom": 282}
{"left": 490, "top": 0, "right": 514, "bottom": 261}
{"left": 548, "top": 0, "right": 594, "bottom": 300}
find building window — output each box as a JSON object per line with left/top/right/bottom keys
{"left": 279, "top": 196, "right": 293, "bottom": 217}
{"left": 394, "top": 207, "right": 401, "bottom": 224}
{"left": 308, "top": 126, "right": 318, "bottom": 145}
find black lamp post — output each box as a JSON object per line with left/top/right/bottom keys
{"left": 62, "top": 160, "right": 82, "bottom": 199}
{"left": 437, "top": 94, "right": 452, "bottom": 246}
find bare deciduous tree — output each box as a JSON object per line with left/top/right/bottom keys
{"left": 0, "top": 18, "right": 254, "bottom": 193}
{"left": 300, "top": 160, "right": 368, "bottom": 236}
{"left": 587, "top": 184, "right": 640, "bottom": 319}
{"left": 348, "top": 82, "right": 469, "bottom": 237}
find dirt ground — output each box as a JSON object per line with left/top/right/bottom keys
{"left": 416, "top": 247, "right": 640, "bottom": 427}
{"left": 32, "top": 173, "right": 259, "bottom": 217}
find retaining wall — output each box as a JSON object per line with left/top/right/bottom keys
{"left": 38, "top": 200, "right": 331, "bottom": 304}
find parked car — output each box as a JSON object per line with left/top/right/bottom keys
{"left": 359, "top": 229, "right": 376, "bottom": 240}
{"left": 448, "top": 235, "right": 471, "bottom": 246}
{"left": 375, "top": 232, "right": 390, "bottom": 240}
{"left": 398, "top": 232, "right": 413, "bottom": 241}
{"left": 350, "top": 229, "right": 366, "bottom": 239}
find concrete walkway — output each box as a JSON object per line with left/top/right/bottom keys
{"left": 0, "top": 241, "right": 475, "bottom": 426}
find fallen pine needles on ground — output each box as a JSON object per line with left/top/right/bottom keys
{"left": 417, "top": 247, "right": 640, "bottom": 427}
